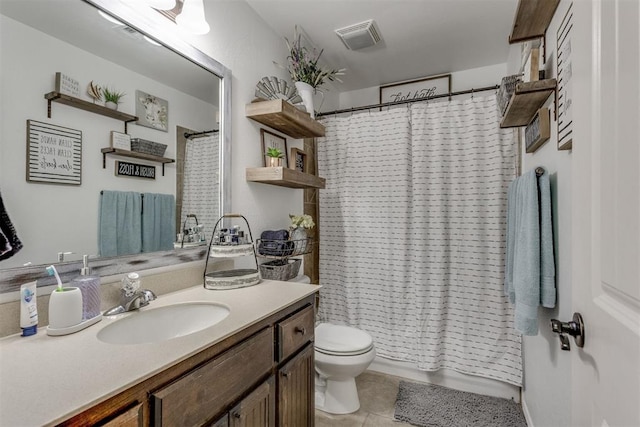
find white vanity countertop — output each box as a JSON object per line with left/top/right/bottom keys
{"left": 0, "top": 280, "right": 319, "bottom": 426}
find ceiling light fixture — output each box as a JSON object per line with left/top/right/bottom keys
{"left": 176, "top": 0, "right": 210, "bottom": 35}
{"left": 98, "top": 10, "right": 125, "bottom": 26}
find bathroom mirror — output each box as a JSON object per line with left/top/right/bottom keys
{"left": 0, "top": 0, "right": 231, "bottom": 292}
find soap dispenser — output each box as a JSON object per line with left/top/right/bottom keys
{"left": 71, "top": 255, "right": 102, "bottom": 321}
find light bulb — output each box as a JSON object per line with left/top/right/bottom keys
{"left": 176, "top": 0, "right": 210, "bottom": 35}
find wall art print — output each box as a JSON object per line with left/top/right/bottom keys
{"left": 27, "top": 120, "right": 82, "bottom": 185}
{"left": 136, "top": 90, "right": 168, "bottom": 132}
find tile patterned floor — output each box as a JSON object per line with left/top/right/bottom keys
{"left": 315, "top": 371, "right": 414, "bottom": 427}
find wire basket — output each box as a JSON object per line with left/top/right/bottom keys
{"left": 256, "top": 237, "right": 313, "bottom": 258}
{"left": 130, "top": 138, "right": 167, "bottom": 157}
{"left": 259, "top": 259, "right": 301, "bottom": 281}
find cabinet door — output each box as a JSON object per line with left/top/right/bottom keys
{"left": 277, "top": 344, "right": 314, "bottom": 427}
{"left": 229, "top": 377, "right": 275, "bottom": 427}
{"left": 102, "top": 403, "right": 142, "bottom": 427}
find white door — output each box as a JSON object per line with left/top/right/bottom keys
{"left": 572, "top": 1, "right": 640, "bottom": 426}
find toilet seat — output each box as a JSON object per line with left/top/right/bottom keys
{"left": 315, "top": 323, "right": 374, "bottom": 356}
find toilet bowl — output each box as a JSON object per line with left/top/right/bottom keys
{"left": 314, "top": 322, "right": 376, "bottom": 414}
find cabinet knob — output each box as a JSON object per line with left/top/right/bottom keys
{"left": 233, "top": 412, "right": 241, "bottom": 419}
{"left": 282, "top": 371, "right": 291, "bottom": 378}
{"left": 294, "top": 326, "right": 306, "bottom": 335}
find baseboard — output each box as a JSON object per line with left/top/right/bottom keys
{"left": 521, "top": 396, "right": 534, "bottom": 426}
{"left": 367, "top": 355, "right": 521, "bottom": 402}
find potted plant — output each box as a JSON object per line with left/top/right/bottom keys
{"left": 276, "top": 26, "right": 345, "bottom": 118}
{"left": 265, "top": 146, "right": 284, "bottom": 167}
{"left": 103, "top": 87, "right": 125, "bottom": 110}
{"left": 289, "top": 213, "right": 315, "bottom": 254}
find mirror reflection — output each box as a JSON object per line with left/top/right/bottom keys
{"left": 0, "top": 0, "right": 223, "bottom": 270}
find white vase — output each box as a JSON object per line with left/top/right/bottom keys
{"left": 295, "top": 81, "right": 315, "bottom": 119}
{"left": 105, "top": 101, "right": 118, "bottom": 110}
{"left": 290, "top": 227, "right": 308, "bottom": 255}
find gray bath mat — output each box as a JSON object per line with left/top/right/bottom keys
{"left": 394, "top": 380, "right": 527, "bottom": 427}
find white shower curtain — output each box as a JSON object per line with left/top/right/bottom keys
{"left": 317, "top": 94, "right": 522, "bottom": 386}
{"left": 181, "top": 134, "right": 219, "bottom": 240}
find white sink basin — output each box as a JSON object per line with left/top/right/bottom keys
{"left": 97, "top": 302, "right": 230, "bottom": 345}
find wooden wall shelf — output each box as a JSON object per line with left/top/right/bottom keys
{"left": 500, "top": 79, "right": 557, "bottom": 128}
{"left": 509, "top": 0, "right": 560, "bottom": 43}
{"left": 246, "top": 99, "right": 325, "bottom": 138}
{"left": 101, "top": 147, "right": 175, "bottom": 176}
{"left": 46, "top": 91, "right": 138, "bottom": 133}
{"left": 246, "top": 167, "right": 326, "bottom": 189}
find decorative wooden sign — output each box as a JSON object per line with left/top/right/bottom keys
{"left": 556, "top": 3, "right": 573, "bottom": 150}
{"left": 290, "top": 148, "right": 307, "bottom": 173}
{"left": 525, "top": 108, "right": 551, "bottom": 153}
{"left": 115, "top": 161, "right": 156, "bottom": 180}
{"left": 380, "top": 74, "right": 451, "bottom": 104}
{"left": 110, "top": 131, "right": 131, "bottom": 151}
{"left": 27, "top": 120, "right": 82, "bottom": 185}
{"left": 55, "top": 72, "right": 81, "bottom": 97}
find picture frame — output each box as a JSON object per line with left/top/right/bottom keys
{"left": 379, "top": 74, "right": 452, "bottom": 105}
{"left": 556, "top": 3, "right": 573, "bottom": 150}
{"left": 136, "top": 90, "right": 169, "bottom": 132}
{"left": 290, "top": 148, "right": 307, "bottom": 173}
{"left": 26, "top": 120, "right": 82, "bottom": 185}
{"left": 260, "top": 128, "right": 288, "bottom": 167}
{"left": 525, "top": 108, "right": 551, "bottom": 153}
{"left": 110, "top": 131, "right": 131, "bottom": 151}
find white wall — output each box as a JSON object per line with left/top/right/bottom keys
{"left": 338, "top": 63, "right": 506, "bottom": 109}
{"left": 181, "top": 2, "right": 339, "bottom": 237}
{"left": 0, "top": 15, "right": 215, "bottom": 268}
{"left": 510, "top": 2, "right": 573, "bottom": 426}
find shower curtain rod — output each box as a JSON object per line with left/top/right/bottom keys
{"left": 184, "top": 129, "right": 219, "bottom": 139}
{"left": 315, "top": 84, "right": 499, "bottom": 117}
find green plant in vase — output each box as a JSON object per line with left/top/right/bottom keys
{"left": 265, "top": 147, "right": 284, "bottom": 167}
{"left": 103, "top": 87, "right": 125, "bottom": 110}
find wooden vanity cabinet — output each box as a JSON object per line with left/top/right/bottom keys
{"left": 58, "top": 294, "right": 316, "bottom": 427}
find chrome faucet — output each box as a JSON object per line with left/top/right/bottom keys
{"left": 104, "top": 289, "right": 157, "bottom": 316}
{"left": 104, "top": 272, "right": 157, "bottom": 316}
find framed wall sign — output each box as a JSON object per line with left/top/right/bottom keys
{"left": 290, "top": 148, "right": 307, "bottom": 173}
{"left": 55, "top": 72, "right": 80, "bottom": 98}
{"left": 115, "top": 161, "right": 156, "bottom": 180}
{"left": 525, "top": 108, "right": 551, "bottom": 153}
{"left": 556, "top": 3, "right": 573, "bottom": 150}
{"left": 136, "top": 90, "right": 169, "bottom": 132}
{"left": 260, "top": 128, "right": 288, "bottom": 167}
{"left": 380, "top": 74, "right": 452, "bottom": 104}
{"left": 110, "top": 131, "right": 131, "bottom": 151}
{"left": 26, "top": 120, "right": 82, "bottom": 185}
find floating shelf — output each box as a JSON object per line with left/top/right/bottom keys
{"left": 45, "top": 91, "right": 137, "bottom": 133}
{"left": 101, "top": 147, "right": 175, "bottom": 176}
{"left": 246, "top": 99, "right": 325, "bottom": 138}
{"left": 500, "top": 79, "right": 557, "bottom": 128}
{"left": 509, "top": 0, "right": 560, "bottom": 43}
{"left": 246, "top": 167, "right": 326, "bottom": 189}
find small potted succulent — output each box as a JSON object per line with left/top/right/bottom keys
{"left": 265, "top": 146, "right": 284, "bottom": 167}
{"left": 103, "top": 87, "right": 126, "bottom": 110}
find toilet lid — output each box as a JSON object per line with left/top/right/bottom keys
{"left": 315, "top": 323, "right": 374, "bottom": 356}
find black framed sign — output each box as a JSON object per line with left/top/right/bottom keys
{"left": 115, "top": 161, "right": 156, "bottom": 180}
{"left": 380, "top": 74, "right": 452, "bottom": 104}
{"left": 26, "top": 120, "right": 82, "bottom": 185}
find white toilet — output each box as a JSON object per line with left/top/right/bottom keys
{"left": 314, "top": 322, "right": 376, "bottom": 414}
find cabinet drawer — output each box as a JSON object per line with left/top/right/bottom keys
{"left": 277, "top": 305, "right": 315, "bottom": 361}
{"left": 152, "top": 327, "right": 274, "bottom": 427}
{"left": 103, "top": 403, "right": 142, "bottom": 427}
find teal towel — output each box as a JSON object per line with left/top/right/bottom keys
{"left": 142, "top": 193, "right": 175, "bottom": 253}
{"left": 504, "top": 169, "right": 556, "bottom": 336}
{"left": 99, "top": 191, "right": 142, "bottom": 257}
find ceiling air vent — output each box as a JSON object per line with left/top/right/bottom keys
{"left": 335, "top": 19, "right": 381, "bottom": 50}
